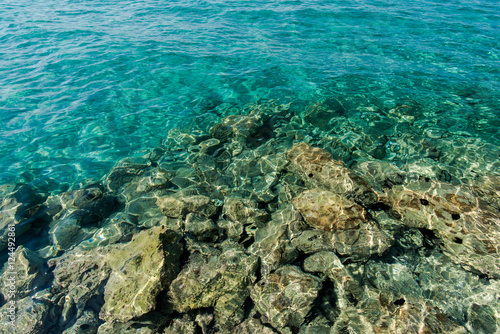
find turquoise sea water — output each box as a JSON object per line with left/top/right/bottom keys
{"left": 2, "top": 1, "right": 500, "bottom": 332}
{"left": 1, "top": 0, "right": 499, "bottom": 192}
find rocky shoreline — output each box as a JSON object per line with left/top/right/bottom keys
{"left": 1, "top": 100, "right": 499, "bottom": 333}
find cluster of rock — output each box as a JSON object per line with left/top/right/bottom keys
{"left": 1, "top": 100, "right": 500, "bottom": 333}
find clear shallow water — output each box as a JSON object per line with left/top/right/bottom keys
{"left": 1, "top": 0, "right": 499, "bottom": 192}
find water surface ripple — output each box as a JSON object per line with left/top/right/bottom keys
{"left": 1, "top": 0, "right": 499, "bottom": 191}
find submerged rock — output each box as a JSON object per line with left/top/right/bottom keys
{"left": 232, "top": 318, "right": 278, "bottom": 334}
{"left": 250, "top": 265, "right": 321, "bottom": 332}
{"left": 291, "top": 230, "right": 335, "bottom": 254}
{"left": 156, "top": 196, "right": 185, "bottom": 218}
{"left": 467, "top": 303, "right": 498, "bottom": 334}
{"left": 472, "top": 174, "right": 500, "bottom": 213}
{"left": 291, "top": 223, "right": 391, "bottom": 261}
{"left": 414, "top": 250, "right": 500, "bottom": 332}
{"left": 353, "top": 260, "right": 468, "bottom": 334}
{"left": 9, "top": 97, "right": 500, "bottom": 333}
{"left": 331, "top": 297, "right": 466, "bottom": 334}
{"left": 162, "top": 311, "right": 214, "bottom": 334}
{"left": 0, "top": 296, "right": 50, "bottom": 334}
{"left": 75, "top": 212, "right": 138, "bottom": 250}
{"left": 249, "top": 205, "right": 303, "bottom": 275}
{"left": 292, "top": 188, "right": 391, "bottom": 260}
{"left": 209, "top": 113, "right": 263, "bottom": 142}
{"left": 221, "top": 197, "right": 269, "bottom": 237}
{"left": 126, "top": 196, "right": 164, "bottom": 222}
{"left": 45, "top": 187, "right": 118, "bottom": 225}
{"left": 385, "top": 179, "right": 500, "bottom": 278}
{"left": 98, "top": 313, "right": 168, "bottom": 334}
{"left": 303, "top": 251, "right": 343, "bottom": 277}
{"left": 292, "top": 189, "right": 369, "bottom": 232}
{"left": 217, "top": 218, "right": 244, "bottom": 240}
{"left": 303, "top": 251, "right": 364, "bottom": 311}
{"left": 0, "top": 186, "right": 47, "bottom": 251}
{"left": 184, "top": 213, "right": 222, "bottom": 241}
{"left": 303, "top": 98, "right": 346, "bottom": 131}
{"left": 104, "top": 159, "right": 152, "bottom": 193}
{"left": 45, "top": 186, "right": 120, "bottom": 252}
{"left": 100, "top": 227, "right": 182, "bottom": 322}
{"left": 286, "top": 142, "right": 378, "bottom": 207}
{"left": 0, "top": 246, "right": 48, "bottom": 300}
{"left": 163, "top": 314, "right": 197, "bottom": 334}
{"left": 331, "top": 220, "right": 391, "bottom": 260}
{"left": 156, "top": 194, "right": 222, "bottom": 241}
{"left": 223, "top": 144, "right": 287, "bottom": 202}
{"left": 0, "top": 197, "right": 23, "bottom": 252}
{"left": 63, "top": 310, "right": 100, "bottom": 334}
{"left": 156, "top": 194, "right": 218, "bottom": 219}
{"left": 49, "top": 245, "right": 112, "bottom": 329}
{"left": 48, "top": 216, "right": 96, "bottom": 252}
{"left": 222, "top": 197, "right": 268, "bottom": 225}
{"left": 352, "top": 160, "right": 406, "bottom": 190}
{"left": 305, "top": 254, "right": 467, "bottom": 334}
{"left": 46, "top": 226, "right": 181, "bottom": 328}
{"left": 168, "top": 241, "right": 258, "bottom": 330}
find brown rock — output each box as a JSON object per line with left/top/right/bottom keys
{"left": 385, "top": 180, "right": 500, "bottom": 279}
{"left": 292, "top": 189, "right": 391, "bottom": 260}
{"left": 292, "top": 189, "right": 368, "bottom": 232}
{"left": 286, "top": 142, "right": 378, "bottom": 206}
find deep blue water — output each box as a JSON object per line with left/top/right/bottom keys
{"left": 1, "top": 0, "right": 499, "bottom": 192}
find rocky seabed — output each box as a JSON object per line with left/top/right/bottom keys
{"left": 1, "top": 101, "right": 500, "bottom": 333}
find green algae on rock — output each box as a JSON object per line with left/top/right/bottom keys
{"left": 100, "top": 226, "right": 182, "bottom": 322}
{"left": 42, "top": 225, "right": 181, "bottom": 330}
